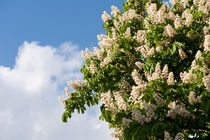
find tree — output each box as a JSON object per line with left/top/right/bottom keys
{"left": 58, "top": 0, "right": 210, "bottom": 139}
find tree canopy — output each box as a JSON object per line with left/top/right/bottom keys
{"left": 58, "top": 0, "right": 210, "bottom": 139}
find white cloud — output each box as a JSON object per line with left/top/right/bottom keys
{"left": 0, "top": 41, "right": 116, "bottom": 140}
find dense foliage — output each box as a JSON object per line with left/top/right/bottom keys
{"left": 58, "top": 0, "right": 210, "bottom": 139}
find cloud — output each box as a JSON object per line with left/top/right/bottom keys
{"left": 0, "top": 42, "right": 115, "bottom": 140}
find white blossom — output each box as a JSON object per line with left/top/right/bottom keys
{"left": 170, "top": 0, "right": 179, "bottom": 5}
{"left": 178, "top": 48, "right": 187, "bottom": 60}
{"left": 164, "top": 132, "right": 172, "bottom": 140}
{"left": 97, "top": 34, "right": 114, "bottom": 51}
{"left": 164, "top": 24, "right": 177, "bottom": 37}
{"left": 109, "top": 128, "right": 123, "bottom": 138}
{"left": 154, "top": 94, "right": 165, "bottom": 106}
{"left": 203, "top": 26, "right": 209, "bottom": 35}
{"left": 204, "top": 35, "right": 210, "bottom": 52}
{"left": 135, "top": 30, "right": 147, "bottom": 45}
{"left": 113, "top": 91, "right": 129, "bottom": 111}
{"left": 193, "top": 0, "right": 199, "bottom": 5}
{"left": 182, "top": 10, "right": 193, "bottom": 26}
{"left": 125, "top": 27, "right": 131, "bottom": 38}
{"left": 167, "top": 11, "right": 176, "bottom": 21}
{"left": 167, "top": 72, "right": 175, "bottom": 85}
{"left": 118, "top": 9, "right": 142, "bottom": 23}
{"left": 130, "top": 85, "right": 146, "bottom": 104}
{"left": 122, "top": 117, "right": 133, "bottom": 126}
{"left": 162, "top": 64, "right": 169, "bottom": 78}
{"left": 89, "top": 60, "right": 97, "bottom": 74}
{"left": 111, "top": 5, "right": 120, "bottom": 17}
{"left": 195, "top": 50, "right": 202, "bottom": 59}
{"left": 167, "top": 105, "right": 191, "bottom": 119}
{"left": 136, "top": 45, "right": 155, "bottom": 58}
{"left": 58, "top": 96, "right": 66, "bottom": 106}
{"left": 101, "top": 11, "right": 111, "bottom": 22}
{"left": 132, "top": 69, "right": 145, "bottom": 85}
{"left": 203, "top": 74, "right": 210, "bottom": 92}
{"left": 93, "top": 47, "right": 104, "bottom": 61}
{"left": 174, "top": 16, "right": 183, "bottom": 29}
{"left": 67, "top": 80, "right": 86, "bottom": 90}
{"left": 188, "top": 91, "right": 201, "bottom": 105}
{"left": 174, "top": 133, "right": 184, "bottom": 140}
{"left": 65, "top": 87, "right": 71, "bottom": 99}
{"left": 132, "top": 107, "right": 146, "bottom": 125}
{"left": 101, "top": 91, "right": 118, "bottom": 113}
{"left": 168, "top": 101, "right": 176, "bottom": 109}
{"left": 100, "top": 52, "right": 112, "bottom": 68}
{"left": 135, "top": 61, "right": 144, "bottom": 70}
{"left": 180, "top": 71, "right": 193, "bottom": 83}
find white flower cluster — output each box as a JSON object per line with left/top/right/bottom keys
{"left": 174, "top": 16, "right": 183, "bottom": 29}
{"left": 81, "top": 48, "right": 95, "bottom": 60}
{"left": 167, "top": 104, "right": 191, "bottom": 119}
{"left": 93, "top": 47, "right": 104, "bottom": 61}
{"left": 197, "top": 0, "right": 210, "bottom": 15}
{"left": 89, "top": 60, "right": 97, "bottom": 74}
{"left": 182, "top": 0, "right": 189, "bottom": 8}
{"left": 113, "top": 91, "right": 129, "bottom": 111}
{"left": 135, "top": 61, "right": 144, "bottom": 70}
{"left": 132, "top": 106, "right": 156, "bottom": 125}
{"left": 130, "top": 69, "right": 147, "bottom": 104}
{"left": 154, "top": 94, "right": 165, "bottom": 106}
{"left": 164, "top": 132, "right": 184, "bottom": 140}
{"left": 58, "top": 96, "right": 66, "bottom": 106}
{"left": 178, "top": 48, "right": 187, "bottom": 60}
{"left": 67, "top": 80, "right": 87, "bottom": 90}
{"left": 180, "top": 51, "right": 209, "bottom": 84}
{"left": 65, "top": 87, "right": 71, "bottom": 99}
{"left": 111, "top": 27, "right": 118, "bottom": 41}
{"left": 132, "top": 69, "right": 145, "bottom": 85}
{"left": 101, "top": 11, "right": 111, "bottom": 22}
{"left": 168, "top": 101, "right": 176, "bottom": 109}
{"left": 204, "top": 35, "right": 210, "bottom": 52}
{"left": 136, "top": 45, "right": 155, "bottom": 58}
{"left": 111, "top": 5, "right": 120, "bottom": 17}
{"left": 125, "top": 27, "right": 131, "bottom": 38}
{"left": 118, "top": 80, "right": 131, "bottom": 93}
{"left": 203, "top": 74, "right": 210, "bottom": 92}
{"left": 109, "top": 127, "right": 124, "bottom": 138}
{"left": 147, "top": 3, "right": 177, "bottom": 24}
{"left": 164, "top": 132, "right": 172, "bottom": 140}
{"left": 167, "top": 72, "right": 175, "bottom": 85}
{"left": 195, "top": 50, "right": 202, "bottom": 59}
{"left": 164, "top": 24, "right": 177, "bottom": 37}
{"left": 188, "top": 91, "right": 201, "bottom": 105}
{"left": 122, "top": 117, "right": 133, "bottom": 126}
{"left": 182, "top": 9, "right": 193, "bottom": 26}
{"left": 100, "top": 51, "right": 112, "bottom": 68}
{"left": 169, "top": 0, "right": 179, "bottom": 6}
{"left": 162, "top": 64, "right": 169, "bottom": 78}
{"left": 97, "top": 34, "right": 115, "bottom": 51}
{"left": 174, "top": 133, "right": 184, "bottom": 140}
{"left": 135, "top": 30, "right": 147, "bottom": 45}
{"left": 130, "top": 85, "right": 146, "bottom": 104}
{"left": 203, "top": 26, "right": 209, "bottom": 35}
{"left": 145, "top": 63, "right": 169, "bottom": 81}
{"left": 180, "top": 71, "right": 195, "bottom": 83}
{"left": 118, "top": 9, "right": 142, "bottom": 23}
{"left": 100, "top": 91, "right": 118, "bottom": 113}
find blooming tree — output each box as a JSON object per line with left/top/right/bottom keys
{"left": 58, "top": 0, "right": 210, "bottom": 139}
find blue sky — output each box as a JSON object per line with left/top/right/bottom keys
{"left": 0, "top": 0, "right": 122, "bottom": 67}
